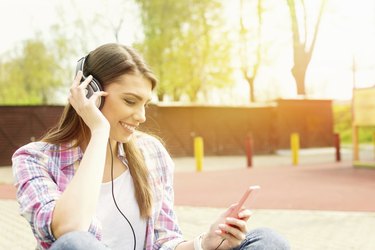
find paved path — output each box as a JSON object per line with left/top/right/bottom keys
{"left": 1, "top": 200, "right": 375, "bottom": 250}
{"left": 1, "top": 148, "right": 375, "bottom": 249}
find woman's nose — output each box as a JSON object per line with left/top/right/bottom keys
{"left": 134, "top": 106, "right": 146, "bottom": 123}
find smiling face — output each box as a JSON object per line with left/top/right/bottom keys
{"left": 100, "top": 73, "right": 153, "bottom": 143}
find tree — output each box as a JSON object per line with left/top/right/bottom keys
{"left": 91, "top": 0, "right": 136, "bottom": 43}
{"left": 135, "top": 0, "right": 234, "bottom": 102}
{"left": 176, "top": 0, "right": 234, "bottom": 102}
{"left": 134, "top": 0, "right": 189, "bottom": 101}
{"left": 286, "top": 0, "right": 327, "bottom": 96}
{"left": 239, "top": 0, "right": 263, "bottom": 103}
{"left": 0, "top": 38, "right": 64, "bottom": 104}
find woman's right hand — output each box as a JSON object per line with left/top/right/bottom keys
{"left": 68, "top": 71, "right": 110, "bottom": 132}
{"left": 52, "top": 72, "right": 110, "bottom": 238}
{"left": 201, "top": 204, "right": 252, "bottom": 250}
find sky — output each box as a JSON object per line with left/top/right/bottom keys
{"left": 1, "top": 0, "right": 375, "bottom": 103}
{"left": 0, "top": 0, "right": 140, "bottom": 53}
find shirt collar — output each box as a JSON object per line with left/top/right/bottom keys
{"left": 59, "top": 141, "right": 128, "bottom": 169}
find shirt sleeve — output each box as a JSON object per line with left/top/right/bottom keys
{"left": 144, "top": 137, "right": 186, "bottom": 250}
{"left": 12, "top": 144, "right": 61, "bottom": 247}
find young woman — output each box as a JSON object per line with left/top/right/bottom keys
{"left": 12, "top": 43, "right": 289, "bottom": 250}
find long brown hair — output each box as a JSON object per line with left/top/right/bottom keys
{"left": 42, "top": 43, "right": 157, "bottom": 218}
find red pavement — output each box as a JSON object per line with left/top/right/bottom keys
{"left": 173, "top": 162, "right": 375, "bottom": 211}
{"left": 0, "top": 184, "right": 16, "bottom": 199}
{"left": 2, "top": 162, "right": 375, "bottom": 211}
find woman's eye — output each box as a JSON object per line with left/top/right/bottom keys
{"left": 125, "top": 99, "right": 136, "bottom": 105}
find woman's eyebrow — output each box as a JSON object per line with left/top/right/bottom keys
{"left": 122, "top": 92, "right": 152, "bottom": 102}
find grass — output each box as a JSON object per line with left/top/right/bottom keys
{"left": 333, "top": 101, "right": 375, "bottom": 144}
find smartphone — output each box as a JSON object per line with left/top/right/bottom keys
{"left": 227, "top": 185, "right": 260, "bottom": 218}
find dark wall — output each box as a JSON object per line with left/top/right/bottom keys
{"left": 276, "top": 99, "right": 334, "bottom": 148}
{"left": 0, "top": 106, "right": 63, "bottom": 166}
{"left": 0, "top": 99, "right": 333, "bottom": 165}
{"left": 141, "top": 105, "right": 277, "bottom": 157}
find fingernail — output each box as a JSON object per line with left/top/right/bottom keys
{"left": 239, "top": 211, "right": 252, "bottom": 218}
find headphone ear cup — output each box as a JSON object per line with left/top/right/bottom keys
{"left": 75, "top": 56, "right": 105, "bottom": 110}
{"left": 86, "top": 77, "right": 105, "bottom": 110}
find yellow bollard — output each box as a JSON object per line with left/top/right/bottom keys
{"left": 291, "top": 133, "right": 300, "bottom": 166}
{"left": 194, "top": 137, "right": 204, "bottom": 172}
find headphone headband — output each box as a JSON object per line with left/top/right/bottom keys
{"left": 76, "top": 56, "right": 86, "bottom": 78}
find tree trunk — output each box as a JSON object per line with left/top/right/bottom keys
{"left": 292, "top": 44, "right": 310, "bottom": 95}
{"left": 249, "top": 77, "right": 255, "bottom": 103}
{"left": 157, "top": 92, "right": 164, "bottom": 102}
{"left": 286, "top": 0, "right": 326, "bottom": 96}
{"left": 243, "top": 71, "right": 256, "bottom": 103}
{"left": 239, "top": 0, "right": 262, "bottom": 103}
{"left": 291, "top": 63, "right": 307, "bottom": 95}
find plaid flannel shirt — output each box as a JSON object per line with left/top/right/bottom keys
{"left": 12, "top": 132, "right": 184, "bottom": 250}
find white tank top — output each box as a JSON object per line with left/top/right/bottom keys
{"left": 96, "top": 170, "right": 147, "bottom": 250}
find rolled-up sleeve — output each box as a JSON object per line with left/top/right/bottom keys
{"left": 12, "top": 142, "right": 102, "bottom": 249}
{"left": 12, "top": 146, "right": 61, "bottom": 247}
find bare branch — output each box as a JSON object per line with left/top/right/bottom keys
{"left": 111, "top": 17, "right": 125, "bottom": 42}
{"left": 301, "top": 0, "right": 308, "bottom": 50}
{"left": 239, "top": 0, "right": 248, "bottom": 70}
{"left": 308, "top": 0, "right": 327, "bottom": 58}
{"left": 256, "top": 0, "right": 262, "bottom": 64}
{"left": 287, "top": 0, "right": 301, "bottom": 45}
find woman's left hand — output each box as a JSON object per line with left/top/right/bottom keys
{"left": 202, "top": 204, "right": 252, "bottom": 250}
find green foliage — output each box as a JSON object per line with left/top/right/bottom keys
{"left": 333, "top": 103, "right": 352, "bottom": 143}
{"left": 134, "top": 0, "right": 234, "bottom": 102}
{"left": 333, "top": 102, "right": 375, "bottom": 144}
{"left": 0, "top": 38, "right": 67, "bottom": 104}
{"left": 1, "top": 1, "right": 237, "bottom": 105}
